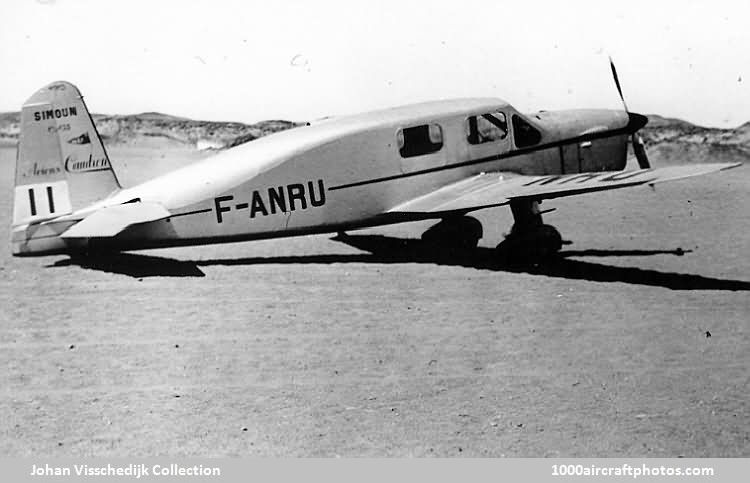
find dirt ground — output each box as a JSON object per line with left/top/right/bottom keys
{"left": 0, "top": 146, "right": 748, "bottom": 457}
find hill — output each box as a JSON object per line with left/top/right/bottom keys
{"left": 0, "top": 111, "right": 301, "bottom": 150}
{"left": 640, "top": 115, "right": 750, "bottom": 165}
{"left": 0, "top": 110, "right": 748, "bottom": 165}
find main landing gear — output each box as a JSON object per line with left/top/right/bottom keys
{"left": 418, "top": 200, "right": 563, "bottom": 261}
{"left": 496, "top": 199, "right": 563, "bottom": 261}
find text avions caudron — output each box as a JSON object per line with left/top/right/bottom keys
{"left": 30, "top": 463, "right": 221, "bottom": 478}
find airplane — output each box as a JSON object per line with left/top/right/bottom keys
{"left": 10, "top": 61, "right": 741, "bottom": 261}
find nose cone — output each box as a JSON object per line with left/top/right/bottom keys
{"left": 626, "top": 112, "right": 649, "bottom": 133}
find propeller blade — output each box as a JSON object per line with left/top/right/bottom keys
{"left": 609, "top": 56, "right": 629, "bottom": 112}
{"left": 632, "top": 133, "right": 650, "bottom": 169}
{"left": 611, "top": 58, "right": 649, "bottom": 167}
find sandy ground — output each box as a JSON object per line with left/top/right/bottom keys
{"left": 0, "top": 146, "right": 748, "bottom": 457}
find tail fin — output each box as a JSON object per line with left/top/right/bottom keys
{"left": 12, "top": 81, "right": 121, "bottom": 227}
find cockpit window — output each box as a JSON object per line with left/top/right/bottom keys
{"left": 398, "top": 123, "right": 443, "bottom": 158}
{"left": 512, "top": 114, "right": 542, "bottom": 148}
{"left": 466, "top": 111, "right": 508, "bottom": 145}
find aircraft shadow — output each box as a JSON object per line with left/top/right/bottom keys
{"left": 47, "top": 234, "right": 749, "bottom": 291}
{"left": 48, "top": 253, "right": 206, "bottom": 278}
{"left": 199, "top": 234, "right": 750, "bottom": 291}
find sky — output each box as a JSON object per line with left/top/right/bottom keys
{"left": 1, "top": 0, "right": 748, "bottom": 127}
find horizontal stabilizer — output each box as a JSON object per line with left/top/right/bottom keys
{"left": 390, "top": 162, "right": 742, "bottom": 214}
{"left": 60, "top": 202, "right": 171, "bottom": 238}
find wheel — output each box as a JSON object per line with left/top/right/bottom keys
{"left": 421, "top": 216, "right": 483, "bottom": 252}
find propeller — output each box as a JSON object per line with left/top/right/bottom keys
{"left": 609, "top": 57, "right": 650, "bottom": 169}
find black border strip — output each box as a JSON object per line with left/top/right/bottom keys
{"left": 329, "top": 122, "right": 636, "bottom": 191}
{"left": 170, "top": 208, "right": 212, "bottom": 218}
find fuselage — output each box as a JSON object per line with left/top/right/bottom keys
{"left": 14, "top": 97, "right": 643, "bottom": 255}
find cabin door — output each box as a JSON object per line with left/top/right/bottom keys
{"left": 560, "top": 143, "right": 581, "bottom": 174}
{"left": 396, "top": 122, "right": 450, "bottom": 175}
{"left": 464, "top": 111, "right": 512, "bottom": 166}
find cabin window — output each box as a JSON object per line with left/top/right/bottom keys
{"left": 397, "top": 124, "right": 443, "bottom": 158}
{"left": 466, "top": 111, "right": 507, "bottom": 144}
{"left": 512, "top": 114, "right": 542, "bottom": 148}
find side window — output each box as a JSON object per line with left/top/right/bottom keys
{"left": 398, "top": 124, "right": 443, "bottom": 158}
{"left": 512, "top": 114, "right": 541, "bottom": 148}
{"left": 466, "top": 111, "right": 507, "bottom": 145}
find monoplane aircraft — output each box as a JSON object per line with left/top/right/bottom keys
{"left": 11, "top": 61, "right": 739, "bottom": 259}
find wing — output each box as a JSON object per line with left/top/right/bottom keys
{"left": 389, "top": 163, "right": 741, "bottom": 215}
{"left": 59, "top": 202, "right": 171, "bottom": 238}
